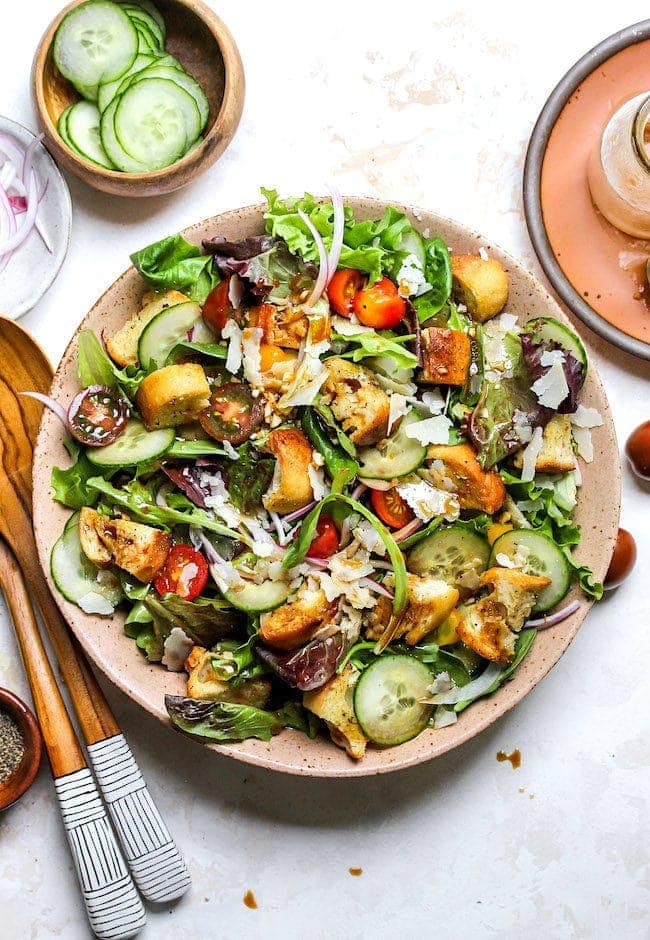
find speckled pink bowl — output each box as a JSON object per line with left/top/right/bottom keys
{"left": 32, "top": 200, "right": 620, "bottom": 777}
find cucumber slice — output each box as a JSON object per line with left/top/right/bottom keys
{"left": 357, "top": 411, "right": 426, "bottom": 480}
{"left": 100, "top": 97, "right": 148, "bottom": 172}
{"left": 488, "top": 529, "right": 571, "bottom": 613}
{"left": 53, "top": 2, "right": 138, "bottom": 98}
{"left": 57, "top": 106, "right": 74, "bottom": 147}
{"left": 118, "top": 0, "right": 165, "bottom": 35}
{"left": 223, "top": 580, "right": 292, "bottom": 613}
{"left": 137, "top": 301, "right": 203, "bottom": 369}
{"left": 66, "top": 101, "right": 115, "bottom": 169}
{"left": 86, "top": 420, "right": 174, "bottom": 467}
{"left": 523, "top": 317, "right": 587, "bottom": 380}
{"left": 97, "top": 53, "right": 154, "bottom": 112}
{"left": 121, "top": 6, "right": 164, "bottom": 47}
{"left": 354, "top": 656, "right": 433, "bottom": 746}
{"left": 51, "top": 511, "right": 122, "bottom": 614}
{"left": 133, "top": 20, "right": 161, "bottom": 53}
{"left": 407, "top": 525, "right": 490, "bottom": 588}
{"left": 128, "top": 66, "right": 209, "bottom": 130}
{"left": 114, "top": 78, "right": 199, "bottom": 169}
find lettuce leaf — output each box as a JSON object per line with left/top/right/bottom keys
{"left": 144, "top": 593, "right": 244, "bottom": 647}
{"left": 454, "top": 629, "right": 537, "bottom": 712}
{"left": 412, "top": 237, "right": 452, "bottom": 323}
{"left": 165, "top": 695, "right": 307, "bottom": 743}
{"left": 51, "top": 446, "right": 102, "bottom": 509}
{"left": 77, "top": 330, "right": 144, "bottom": 400}
{"left": 130, "top": 234, "right": 220, "bottom": 304}
{"left": 334, "top": 330, "right": 418, "bottom": 369}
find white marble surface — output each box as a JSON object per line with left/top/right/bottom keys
{"left": 1, "top": 1, "right": 649, "bottom": 937}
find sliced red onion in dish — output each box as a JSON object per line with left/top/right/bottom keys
{"left": 360, "top": 577, "right": 394, "bottom": 599}
{"left": 0, "top": 131, "right": 50, "bottom": 263}
{"left": 19, "top": 391, "right": 68, "bottom": 428}
{"left": 305, "top": 555, "right": 329, "bottom": 568}
{"left": 394, "top": 518, "right": 423, "bottom": 542}
{"left": 298, "top": 209, "right": 328, "bottom": 307}
{"left": 325, "top": 185, "right": 344, "bottom": 284}
{"left": 228, "top": 273, "right": 245, "bottom": 310}
{"left": 282, "top": 501, "right": 317, "bottom": 524}
{"left": 351, "top": 482, "right": 367, "bottom": 502}
{"left": 526, "top": 600, "right": 580, "bottom": 629}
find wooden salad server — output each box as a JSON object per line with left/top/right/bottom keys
{"left": 0, "top": 539, "right": 146, "bottom": 939}
{"left": 0, "top": 316, "right": 191, "bottom": 904}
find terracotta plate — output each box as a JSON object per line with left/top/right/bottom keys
{"left": 524, "top": 20, "right": 650, "bottom": 360}
{"left": 32, "top": 200, "right": 620, "bottom": 777}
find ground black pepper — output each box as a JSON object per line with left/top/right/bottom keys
{"left": 0, "top": 710, "right": 24, "bottom": 783}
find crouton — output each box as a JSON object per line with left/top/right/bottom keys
{"left": 321, "top": 357, "right": 391, "bottom": 446}
{"left": 262, "top": 428, "right": 315, "bottom": 514}
{"left": 105, "top": 290, "right": 190, "bottom": 367}
{"left": 419, "top": 327, "right": 471, "bottom": 386}
{"left": 303, "top": 664, "right": 368, "bottom": 759}
{"left": 513, "top": 415, "right": 575, "bottom": 474}
{"left": 456, "top": 566, "right": 550, "bottom": 664}
{"left": 79, "top": 507, "right": 171, "bottom": 582}
{"left": 451, "top": 254, "right": 509, "bottom": 323}
{"left": 137, "top": 363, "right": 210, "bottom": 430}
{"left": 363, "top": 593, "right": 393, "bottom": 642}
{"left": 426, "top": 443, "right": 505, "bottom": 514}
{"left": 248, "top": 303, "right": 331, "bottom": 349}
{"left": 185, "top": 647, "right": 272, "bottom": 707}
{"left": 258, "top": 587, "right": 338, "bottom": 651}
{"left": 399, "top": 575, "right": 461, "bottom": 646}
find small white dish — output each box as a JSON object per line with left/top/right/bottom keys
{"left": 0, "top": 116, "right": 71, "bottom": 320}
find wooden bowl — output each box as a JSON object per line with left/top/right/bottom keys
{"left": 0, "top": 688, "right": 42, "bottom": 811}
{"left": 31, "top": 0, "right": 245, "bottom": 197}
{"left": 32, "top": 199, "right": 621, "bottom": 777}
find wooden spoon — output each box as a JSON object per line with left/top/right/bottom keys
{"left": 0, "top": 316, "right": 190, "bottom": 903}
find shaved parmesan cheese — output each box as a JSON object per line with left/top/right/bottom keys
{"left": 387, "top": 394, "right": 409, "bottom": 434}
{"left": 278, "top": 336, "right": 329, "bottom": 408}
{"left": 512, "top": 409, "right": 533, "bottom": 444}
{"left": 242, "top": 327, "right": 263, "bottom": 387}
{"left": 162, "top": 628, "right": 194, "bottom": 672}
{"left": 571, "top": 405, "right": 603, "bottom": 428}
{"left": 572, "top": 425, "right": 594, "bottom": 462}
{"left": 495, "top": 552, "right": 517, "bottom": 569}
{"left": 520, "top": 425, "right": 544, "bottom": 482}
{"left": 478, "top": 246, "right": 489, "bottom": 261}
{"left": 396, "top": 480, "right": 460, "bottom": 522}
{"left": 354, "top": 519, "right": 387, "bottom": 556}
{"left": 331, "top": 315, "right": 373, "bottom": 335}
{"left": 307, "top": 462, "right": 329, "bottom": 501}
{"left": 531, "top": 359, "right": 569, "bottom": 408}
{"left": 222, "top": 440, "right": 239, "bottom": 460}
{"left": 428, "top": 672, "right": 453, "bottom": 694}
{"left": 396, "top": 253, "right": 431, "bottom": 298}
{"left": 222, "top": 319, "right": 243, "bottom": 374}
{"left": 540, "top": 348, "right": 565, "bottom": 367}
{"left": 404, "top": 414, "right": 452, "bottom": 445}
{"left": 200, "top": 470, "right": 241, "bottom": 528}
{"left": 420, "top": 389, "right": 446, "bottom": 415}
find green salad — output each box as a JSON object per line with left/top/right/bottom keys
{"left": 47, "top": 189, "right": 603, "bottom": 759}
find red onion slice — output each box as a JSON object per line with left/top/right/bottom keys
{"left": 19, "top": 391, "right": 69, "bottom": 428}
{"left": 298, "top": 209, "right": 328, "bottom": 307}
{"left": 394, "top": 518, "right": 423, "bottom": 542}
{"left": 282, "top": 501, "right": 317, "bottom": 524}
{"left": 351, "top": 482, "right": 367, "bottom": 501}
{"left": 325, "top": 185, "right": 344, "bottom": 284}
{"left": 525, "top": 600, "right": 580, "bottom": 629}
{"left": 360, "top": 577, "right": 394, "bottom": 599}
{"left": 0, "top": 166, "right": 38, "bottom": 257}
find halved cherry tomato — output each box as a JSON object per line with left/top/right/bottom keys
{"left": 327, "top": 269, "right": 366, "bottom": 318}
{"left": 604, "top": 528, "right": 637, "bottom": 590}
{"left": 307, "top": 515, "right": 339, "bottom": 559}
{"left": 202, "top": 276, "right": 238, "bottom": 334}
{"left": 67, "top": 384, "right": 129, "bottom": 447}
{"left": 154, "top": 544, "right": 209, "bottom": 601}
{"left": 370, "top": 488, "right": 414, "bottom": 529}
{"left": 259, "top": 343, "right": 297, "bottom": 373}
{"left": 198, "top": 381, "right": 264, "bottom": 445}
{"left": 352, "top": 276, "right": 406, "bottom": 329}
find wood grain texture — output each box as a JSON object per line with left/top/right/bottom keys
{"left": 31, "top": 0, "right": 245, "bottom": 197}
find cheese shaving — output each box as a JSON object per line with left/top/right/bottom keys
{"left": 404, "top": 414, "right": 452, "bottom": 445}
{"left": 531, "top": 358, "right": 569, "bottom": 409}
{"left": 222, "top": 319, "right": 243, "bottom": 374}
{"left": 520, "top": 425, "right": 544, "bottom": 482}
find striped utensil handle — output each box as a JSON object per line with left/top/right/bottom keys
{"left": 88, "top": 734, "right": 191, "bottom": 903}
{"left": 54, "top": 768, "right": 146, "bottom": 940}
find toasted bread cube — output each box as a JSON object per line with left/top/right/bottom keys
{"left": 398, "top": 575, "right": 461, "bottom": 646}
{"left": 456, "top": 566, "right": 550, "bottom": 664}
{"left": 321, "top": 357, "right": 391, "bottom": 446}
{"left": 513, "top": 415, "right": 575, "bottom": 474}
{"left": 451, "top": 254, "right": 509, "bottom": 323}
{"left": 426, "top": 443, "right": 505, "bottom": 514}
{"left": 363, "top": 593, "right": 393, "bottom": 642}
{"left": 258, "top": 587, "right": 337, "bottom": 651}
{"left": 262, "top": 428, "right": 315, "bottom": 514}
{"left": 185, "top": 647, "right": 272, "bottom": 707}
{"left": 420, "top": 327, "right": 471, "bottom": 386}
{"left": 303, "top": 664, "right": 368, "bottom": 760}
{"left": 137, "top": 363, "right": 210, "bottom": 430}
{"left": 248, "top": 304, "right": 331, "bottom": 349}
{"left": 105, "top": 290, "right": 190, "bottom": 367}
{"left": 79, "top": 507, "right": 171, "bottom": 582}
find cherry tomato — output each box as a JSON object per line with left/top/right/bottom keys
{"left": 198, "top": 381, "right": 264, "bottom": 445}
{"left": 370, "top": 488, "right": 414, "bottom": 529}
{"left": 352, "top": 276, "right": 406, "bottom": 329}
{"left": 604, "top": 528, "right": 637, "bottom": 590}
{"left": 67, "top": 384, "right": 129, "bottom": 447}
{"left": 625, "top": 421, "right": 650, "bottom": 480}
{"left": 307, "top": 515, "right": 339, "bottom": 559}
{"left": 202, "top": 276, "right": 238, "bottom": 334}
{"left": 259, "top": 344, "right": 297, "bottom": 373}
{"left": 154, "top": 544, "right": 209, "bottom": 600}
{"left": 327, "top": 269, "right": 366, "bottom": 318}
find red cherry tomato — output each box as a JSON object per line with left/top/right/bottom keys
{"left": 307, "top": 515, "right": 339, "bottom": 559}
{"left": 352, "top": 276, "right": 406, "bottom": 329}
{"left": 327, "top": 269, "right": 366, "bottom": 318}
{"left": 198, "top": 381, "right": 264, "bottom": 445}
{"left": 604, "top": 528, "right": 637, "bottom": 590}
{"left": 370, "top": 488, "right": 414, "bottom": 529}
{"left": 68, "top": 384, "right": 129, "bottom": 447}
{"left": 625, "top": 421, "right": 650, "bottom": 480}
{"left": 202, "top": 276, "right": 237, "bottom": 334}
{"left": 154, "top": 544, "right": 209, "bottom": 600}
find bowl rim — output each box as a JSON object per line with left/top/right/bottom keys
{"left": 31, "top": 198, "right": 621, "bottom": 777}
{"left": 0, "top": 687, "right": 42, "bottom": 810}
{"left": 523, "top": 18, "right": 650, "bottom": 361}
{"left": 31, "top": 0, "right": 244, "bottom": 182}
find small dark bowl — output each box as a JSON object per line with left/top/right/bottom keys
{"left": 0, "top": 688, "right": 42, "bottom": 811}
